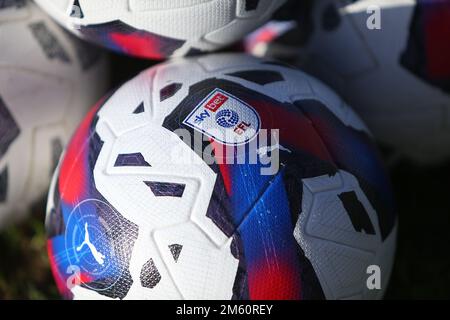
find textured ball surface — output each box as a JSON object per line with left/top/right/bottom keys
{"left": 46, "top": 53, "right": 397, "bottom": 300}
{"left": 35, "top": 0, "right": 287, "bottom": 59}
{"left": 246, "top": 0, "right": 450, "bottom": 163}
{"left": 0, "top": 0, "right": 109, "bottom": 227}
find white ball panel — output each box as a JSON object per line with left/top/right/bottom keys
{"left": 153, "top": 223, "right": 239, "bottom": 299}
{"left": 0, "top": 1, "right": 108, "bottom": 226}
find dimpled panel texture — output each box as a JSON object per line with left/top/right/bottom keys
{"left": 34, "top": 0, "right": 287, "bottom": 58}
{"left": 47, "top": 53, "right": 396, "bottom": 300}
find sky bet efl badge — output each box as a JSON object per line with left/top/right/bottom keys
{"left": 183, "top": 89, "right": 261, "bottom": 146}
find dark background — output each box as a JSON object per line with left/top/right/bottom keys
{"left": 0, "top": 50, "right": 449, "bottom": 300}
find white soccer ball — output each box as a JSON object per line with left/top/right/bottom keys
{"left": 46, "top": 53, "right": 397, "bottom": 300}
{"left": 0, "top": 0, "right": 109, "bottom": 227}
{"left": 247, "top": 0, "right": 450, "bottom": 163}
{"left": 34, "top": 0, "right": 287, "bottom": 59}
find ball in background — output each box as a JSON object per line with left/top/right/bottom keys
{"left": 246, "top": 0, "right": 450, "bottom": 164}
{"left": 34, "top": 0, "right": 288, "bottom": 59}
{"left": 0, "top": 0, "right": 109, "bottom": 228}
{"left": 46, "top": 53, "right": 397, "bottom": 300}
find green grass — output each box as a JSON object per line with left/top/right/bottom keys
{"left": 0, "top": 160, "right": 449, "bottom": 299}
{"left": 0, "top": 206, "right": 58, "bottom": 300}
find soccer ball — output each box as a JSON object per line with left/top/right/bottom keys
{"left": 46, "top": 53, "right": 397, "bottom": 300}
{"left": 246, "top": 0, "right": 450, "bottom": 164}
{"left": 34, "top": 0, "right": 287, "bottom": 59}
{"left": 0, "top": 0, "right": 109, "bottom": 227}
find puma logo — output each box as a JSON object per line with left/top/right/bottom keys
{"left": 257, "top": 144, "right": 291, "bottom": 156}
{"left": 77, "top": 222, "right": 105, "bottom": 266}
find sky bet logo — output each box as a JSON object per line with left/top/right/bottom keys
{"left": 205, "top": 92, "right": 228, "bottom": 112}
{"left": 183, "top": 89, "right": 261, "bottom": 146}
{"left": 192, "top": 92, "right": 228, "bottom": 125}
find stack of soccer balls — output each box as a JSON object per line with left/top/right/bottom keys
{"left": 0, "top": 0, "right": 109, "bottom": 226}
{"left": 2, "top": 0, "right": 426, "bottom": 300}
{"left": 246, "top": 0, "right": 450, "bottom": 163}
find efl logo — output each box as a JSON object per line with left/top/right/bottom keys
{"left": 183, "top": 88, "right": 261, "bottom": 146}
{"left": 204, "top": 92, "right": 228, "bottom": 112}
